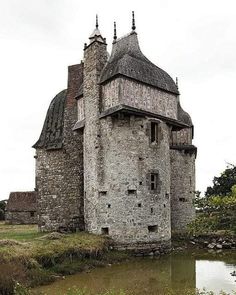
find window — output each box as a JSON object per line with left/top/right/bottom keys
{"left": 148, "top": 225, "right": 158, "bottom": 233}
{"left": 150, "top": 173, "right": 158, "bottom": 191}
{"left": 30, "top": 212, "right": 35, "bottom": 217}
{"left": 99, "top": 191, "right": 107, "bottom": 197}
{"left": 138, "top": 203, "right": 142, "bottom": 208}
{"left": 179, "top": 197, "right": 187, "bottom": 202}
{"left": 128, "top": 189, "right": 136, "bottom": 195}
{"left": 101, "top": 227, "right": 109, "bottom": 235}
{"left": 150, "top": 122, "right": 159, "bottom": 143}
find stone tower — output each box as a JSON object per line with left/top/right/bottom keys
{"left": 33, "top": 13, "right": 197, "bottom": 251}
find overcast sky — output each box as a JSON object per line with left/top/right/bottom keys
{"left": 0, "top": 0, "right": 235, "bottom": 200}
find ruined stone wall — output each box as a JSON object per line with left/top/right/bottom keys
{"left": 170, "top": 150, "right": 196, "bottom": 233}
{"left": 102, "top": 77, "right": 178, "bottom": 119}
{"left": 6, "top": 211, "right": 37, "bottom": 224}
{"left": 95, "top": 115, "right": 171, "bottom": 247}
{"left": 36, "top": 63, "right": 84, "bottom": 231}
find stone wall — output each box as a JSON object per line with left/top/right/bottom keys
{"left": 102, "top": 77, "right": 178, "bottom": 119}
{"left": 170, "top": 149, "right": 196, "bottom": 233}
{"left": 6, "top": 211, "right": 37, "bottom": 224}
{"left": 97, "top": 115, "right": 171, "bottom": 246}
{"left": 36, "top": 63, "right": 84, "bottom": 232}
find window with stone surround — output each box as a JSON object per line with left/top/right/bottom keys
{"left": 150, "top": 122, "right": 159, "bottom": 144}
{"left": 150, "top": 173, "right": 158, "bottom": 191}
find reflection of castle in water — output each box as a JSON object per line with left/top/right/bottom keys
{"left": 170, "top": 253, "right": 196, "bottom": 290}
{"left": 35, "top": 253, "right": 236, "bottom": 294}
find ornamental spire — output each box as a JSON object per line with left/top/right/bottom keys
{"left": 132, "top": 11, "right": 136, "bottom": 31}
{"left": 113, "top": 21, "right": 117, "bottom": 43}
{"left": 176, "top": 77, "right": 179, "bottom": 90}
{"left": 88, "top": 14, "right": 106, "bottom": 45}
{"left": 96, "top": 14, "right": 98, "bottom": 29}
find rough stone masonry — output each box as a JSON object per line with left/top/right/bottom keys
{"left": 33, "top": 13, "right": 197, "bottom": 252}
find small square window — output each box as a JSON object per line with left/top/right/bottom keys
{"left": 30, "top": 212, "right": 35, "bottom": 217}
{"left": 179, "top": 197, "right": 187, "bottom": 202}
{"left": 107, "top": 204, "right": 111, "bottom": 208}
{"left": 99, "top": 191, "right": 107, "bottom": 197}
{"left": 101, "top": 227, "right": 109, "bottom": 235}
{"left": 138, "top": 203, "right": 142, "bottom": 208}
{"left": 148, "top": 225, "right": 158, "bottom": 233}
{"left": 150, "top": 122, "right": 159, "bottom": 144}
{"left": 128, "top": 189, "right": 136, "bottom": 195}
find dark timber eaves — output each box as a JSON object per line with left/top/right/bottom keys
{"left": 99, "top": 104, "right": 190, "bottom": 130}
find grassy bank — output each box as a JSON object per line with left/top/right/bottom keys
{"left": 0, "top": 222, "right": 122, "bottom": 294}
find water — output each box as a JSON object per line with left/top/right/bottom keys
{"left": 34, "top": 251, "right": 236, "bottom": 295}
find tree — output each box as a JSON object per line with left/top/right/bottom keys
{"left": 205, "top": 164, "right": 236, "bottom": 197}
{"left": 0, "top": 200, "right": 6, "bottom": 220}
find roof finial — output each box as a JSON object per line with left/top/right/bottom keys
{"left": 132, "top": 11, "right": 136, "bottom": 31}
{"left": 113, "top": 21, "right": 117, "bottom": 42}
{"left": 176, "top": 77, "right": 179, "bottom": 89}
{"left": 96, "top": 14, "right": 98, "bottom": 29}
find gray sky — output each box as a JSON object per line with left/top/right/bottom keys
{"left": 0, "top": 0, "right": 235, "bottom": 200}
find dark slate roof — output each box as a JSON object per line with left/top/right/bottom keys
{"left": 6, "top": 191, "right": 37, "bottom": 212}
{"left": 177, "top": 102, "right": 193, "bottom": 126}
{"left": 33, "top": 90, "right": 67, "bottom": 150}
{"left": 100, "top": 32, "right": 179, "bottom": 95}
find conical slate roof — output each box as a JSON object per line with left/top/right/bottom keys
{"left": 33, "top": 90, "right": 67, "bottom": 150}
{"left": 100, "top": 32, "right": 179, "bottom": 95}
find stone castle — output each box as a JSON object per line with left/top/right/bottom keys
{"left": 33, "top": 14, "right": 197, "bottom": 251}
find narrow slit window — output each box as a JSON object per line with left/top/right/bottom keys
{"left": 150, "top": 173, "right": 158, "bottom": 191}
{"left": 150, "top": 122, "right": 158, "bottom": 143}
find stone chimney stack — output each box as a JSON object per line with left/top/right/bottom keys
{"left": 83, "top": 17, "right": 108, "bottom": 232}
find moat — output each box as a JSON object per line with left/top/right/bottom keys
{"left": 34, "top": 250, "right": 236, "bottom": 294}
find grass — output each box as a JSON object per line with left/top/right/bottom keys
{"left": 0, "top": 222, "right": 111, "bottom": 293}
{"left": 0, "top": 222, "right": 44, "bottom": 241}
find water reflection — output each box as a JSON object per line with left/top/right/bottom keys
{"left": 34, "top": 251, "right": 236, "bottom": 295}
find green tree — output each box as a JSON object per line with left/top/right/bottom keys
{"left": 0, "top": 200, "right": 6, "bottom": 220}
{"left": 205, "top": 164, "right": 236, "bottom": 197}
